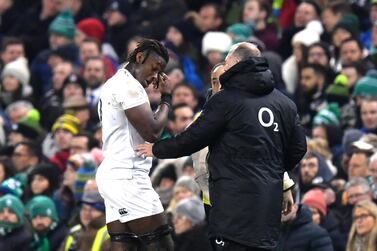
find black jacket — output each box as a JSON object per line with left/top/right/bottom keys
{"left": 153, "top": 57, "right": 307, "bottom": 249}
{"left": 276, "top": 205, "right": 334, "bottom": 251}
{"left": 0, "top": 226, "right": 33, "bottom": 251}
{"left": 174, "top": 223, "right": 212, "bottom": 251}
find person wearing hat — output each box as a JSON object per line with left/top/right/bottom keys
{"left": 62, "top": 73, "right": 87, "bottom": 101}
{"left": 63, "top": 95, "right": 91, "bottom": 130}
{"left": 60, "top": 181, "right": 110, "bottom": 251}
{"left": 26, "top": 195, "right": 68, "bottom": 251}
{"left": 173, "top": 197, "right": 211, "bottom": 251}
{"left": 0, "top": 173, "right": 27, "bottom": 199}
{"left": 0, "top": 194, "right": 32, "bottom": 251}
{"left": 0, "top": 57, "right": 32, "bottom": 108}
{"left": 49, "top": 114, "right": 81, "bottom": 173}
{"left": 24, "top": 163, "right": 60, "bottom": 201}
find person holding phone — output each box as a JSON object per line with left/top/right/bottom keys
{"left": 96, "top": 39, "right": 174, "bottom": 251}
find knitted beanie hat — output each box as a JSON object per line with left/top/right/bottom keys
{"left": 333, "top": 14, "right": 359, "bottom": 37}
{"left": 174, "top": 176, "right": 200, "bottom": 196}
{"left": 26, "top": 195, "right": 59, "bottom": 225}
{"left": 0, "top": 194, "right": 24, "bottom": 224}
{"left": 1, "top": 57, "right": 30, "bottom": 86}
{"left": 175, "top": 197, "right": 205, "bottom": 225}
{"left": 353, "top": 69, "right": 377, "bottom": 98}
{"left": 28, "top": 164, "right": 60, "bottom": 193}
{"left": 76, "top": 18, "right": 105, "bottom": 42}
{"left": 51, "top": 114, "right": 81, "bottom": 135}
{"left": 302, "top": 189, "right": 327, "bottom": 215}
{"left": 202, "top": 32, "right": 232, "bottom": 56}
{"left": 74, "top": 154, "right": 97, "bottom": 201}
{"left": 292, "top": 20, "right": 323, "bottom": 46}
{"left": 49, "top": 9, "right": 76, "bottom": 39}
{"left": 0, "top": 174, "right": 27, "bottom": 198}
{"left": 313, "top": 103, "right": 341, "bottom": 126}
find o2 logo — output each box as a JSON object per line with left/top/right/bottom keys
{"left": 258, "top": 107, "right": 279, "bottom": 132}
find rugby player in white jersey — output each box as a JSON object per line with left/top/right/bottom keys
{"left": 96, "top": 39, "right": 174, "bottom": 250}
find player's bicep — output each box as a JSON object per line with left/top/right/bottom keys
{"left": 125, "top": 103, "right": 157, "bottom": 142}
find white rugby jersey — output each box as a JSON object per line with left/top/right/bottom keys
{"left": 98, "top": 68, "right": 152, "bottom": 176}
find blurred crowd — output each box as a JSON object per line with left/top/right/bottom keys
{"left": 0, "top": 0, "right": 377, "bottom": 250}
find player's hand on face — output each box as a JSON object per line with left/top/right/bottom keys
{"left": 156, "top": 72, "right": 172, "bottom": 95}
{"left": 135, "top": 143, "right": 155, "bottom": 158}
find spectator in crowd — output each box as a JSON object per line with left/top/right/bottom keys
{"left": 69, "top": 132, "right": 98, "bottom": 156}
{"left": 0, "top": 194, "right": 32, "bottom": 251}
{"left": 26, "top": 195, "right": 68, "bottom": 251}
{"left": 339, "top": 38, "right": 374, "bottom": 70}
{"left": 360, "top": 98, "right": 377, "bottom": 134}
{"left": 0, "top": 37, "right": 25, "bottom": 71}
{"left": 168, "top": 104, "right": 194, "bottom": 136}
{"left": 173, "top": 197, "right": 211, "bottom": 251}
{"left": 59, "top": 181, "right": 110, "bottom": 251}
{"left": 49, "top": 114, "right": 81, "bottom": 173}
{"left": 171, "top": 83, "right": 199, "bottom": 112}
{"left": 11, "top": 141, "right": 41, "bottom": 174}
{"left": 0, "top": 157, "right": 14, "bottom": 184}
{"left": 278, "top": 201, "right": 334, "bottom": 251}
{"left": 341, "top": 62, "right": 366, "bottom": 92}
{"left": 321, "top": 1, "right": 350, "bottom": 44}
{"left": 307, "top": 42, "right": 336, "bottom": 82}
{"left": 346, "top": 200, "right": 377, "bottom": 251}
{"left": 369, "top": 152, "right": 377, "bottom": 199}
{"left": 83, "top": 56, "right": 107, "bottom": 108}
{"left": 63, "top": 96, "right": 91, "bottom": 131}
{"left": 348, "top": 148, "right": 373, "bottom": 180}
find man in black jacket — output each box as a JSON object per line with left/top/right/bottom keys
{"left": 137, "top": 42, "right": 307, "bottom": 251}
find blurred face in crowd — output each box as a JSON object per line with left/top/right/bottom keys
{"left": 173, "top": 213, "right": 193, "bottom": 235}
{"left": 166, "top": 27, "right": 183, "bottom": 48}
{"left": 83, "top": 58, "right": 106, "bottom": 89}
{"left": 1, "top": 43, "right": 24, "bottom": 64}
{"left": 308, "top": 206, "right": 321, "bottom": 225}
{"left": 2, "top": 76, "right": 20, "bottom": 92}
{"left": 300, "top": 156, "right": 319, "bottom": 184}
{"left": 361, "top": 100, "right": 377, "bottom": 130}
{"left": 80, "top": 204, "right": 102, "bottom": 227}
{"left": 369, "top": 158, "right": 377, "bottom": 185}
{"left": 32, "top": 215, "right": 52, "bottom": 231}
{"left": 211, "top": 64, "right": 225, "bottom": 94}
{"left": 52, "top": 62, "right": 73, "bottom": 90}
{"left": 172, "top": 86, "right": 197, "bottom": 110}
{"left": 174, "top": 187, "right": 194, "bottom": 203}
{"left": 172, "top": 106, "right": 194, "bottom": 135}
{"left": 79, "top": 41, "right": 101, "bottom": 64}
{"left": 104, "top": 9, "right": 126, "bottom": 27}
{"left": 308, "top": 46, "right": 329, "bottom": 67}
{"left": 341, "top": 66, "right": 359, "bottom": 88}
{"left": 332, "top": 28, "right": 352, "bottom": 48}
{"left": 340, "top": 41, "right": 363, "bottom": 65}
{"left": 63, "top": 165, "right": 76, "bottom": 188}
{"left": 199, "top": 5, "right": 221, "bottom": 32}
{"left": 372, "top": 26, "right": 377, "bottom": 48}
{"left": 300, "top": 67, "right": 320, "bottom": 94}
{"left": 207, "top": 51, "right": 224, "bottom": 67}
{"left": 312, "top": 125, "right": 327, "bottom": 140}
{"left": 243, "top": 0, "right": 261, "bottom": 23}
{"left": 63, "top": 83, "right": 84, "bottom": 99}
{"left": 70, "top": 135, "right": 89, "bottom": 155}
{"left": 370, "top": 5, "right": 377, "bottom": 23}
{"left": 0, "top": 208, "right": 18, "bottom": 223}
{"left": 54, "top": 129, "right": 74, "bottom": 151}
{"left": 348, "top": 153, "right": 370, "bottom": 179}
{"left": 347, "top": 185, "right": 372, "bottom": 205}
{"left": 321, "top": 8, "right": 342, "bottom": 32}
{"left": 12, "top": 144, "right": 38, "bottom": 172}
{"left": 295, "top": 2, "right": 318, "bottom": 27}
{"left": 31, "top": 174, "right": 50, "bottom": 194}
{"left": 353, "top": 207, "right": 375, "bottom": 236}
{"left": 7, "top": 106, "right": 29, "bottom": 124}
{"left": 293, "top": 43, "right": 305, "bottom": 63}
{"left": 49, "top": 33, "right": 71, "bottom": 50}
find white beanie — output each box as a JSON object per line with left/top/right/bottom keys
{"left": 292, "top": 20, "right": 323, "bottom": 47}
{"left": 202, "top": 32, "right": 232, "bottom": 56}
{"left": 2, "top": 57, "right": 30, "bottom": 86}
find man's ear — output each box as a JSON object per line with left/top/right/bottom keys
{"left": 136, "top": 52, "right": 145, "bottom": 64}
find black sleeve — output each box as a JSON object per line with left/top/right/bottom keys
{"left": 284, "top": 112, "right": 307, "bottom": 171}
{"left": 153, "top": 94, "right": 227, "bottom": 159}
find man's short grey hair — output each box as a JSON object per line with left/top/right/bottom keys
{"left": 345, "top": 177, "right": 371, "bottom": 193}
{"left": 5, "top": 100, "right": 34, "bottom": 115}
{"left": 230, "top": 42, "right": 261, "bottom": 62}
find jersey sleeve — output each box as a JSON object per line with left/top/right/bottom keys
{"left": 113, "top": 76, "right": 148, "bottom": 110}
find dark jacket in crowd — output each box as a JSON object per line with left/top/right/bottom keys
{"left": 321, "top": 210, "right": 345, "bottom": 251}
{"left": 276, "top": 204, "right": 334, "bottom": 251}
{"left": 0, "top": 225, "right": 33, "bottom": 251}
{"left": 153, "top": 57, "right": 307, "bottom": 249}
{"left": 174, "top": 223, "right": 212, "bottom": 251}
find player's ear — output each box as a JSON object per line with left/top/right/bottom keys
{"left": 136, "top": 52, "right": 145, "bottom": 64}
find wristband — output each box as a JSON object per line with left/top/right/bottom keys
{"left": 160, "top": 93, "right": 172, "bottom": 108}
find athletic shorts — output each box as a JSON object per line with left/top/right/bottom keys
{"left": 96, "top": 166, "right": 164, "bottom": 224}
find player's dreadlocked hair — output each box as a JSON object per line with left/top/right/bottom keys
{"left": 128, "top": 39, "right": 169, "bottom": 64}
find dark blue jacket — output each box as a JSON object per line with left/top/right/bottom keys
{"left": 276, "top": 204, "right": 334, "bottom": 251}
